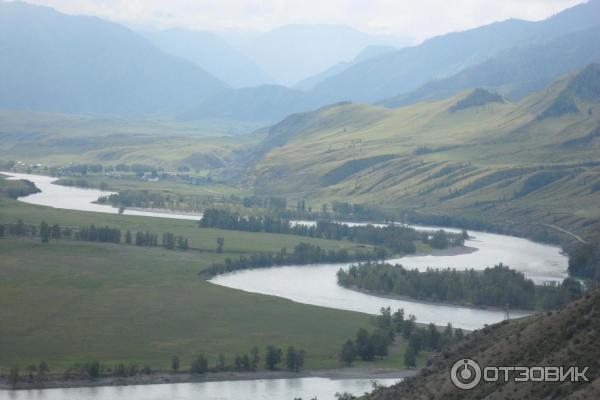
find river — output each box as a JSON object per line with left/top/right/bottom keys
{"left": 0, "top": 171, "right": 569, "bottom": 399}
{"left": 2, "top": 172, "right": 202, "bottom": 221}
{"left": 1, "top": 377, "right": 401, "bottom": 400}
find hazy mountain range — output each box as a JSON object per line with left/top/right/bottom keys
{"left": 309, "top": 0, "right": 600, "bottom": 104}
{"left": 232, "top": 24, "right": 409, "bottom": 86}
{"left": 139, "top": 28, "right": 274, "bottom": 89}
{"left": 293, "top": 45, "right": 398, "bottom": 91}
{"left": 0, "top": 1, "right": 228, "bottom": 115}
{"left": 1, "top": 0, "right": 600, "bottom": 126}
{"left": 381, "top": 25, "right": 600, "bottom": 107}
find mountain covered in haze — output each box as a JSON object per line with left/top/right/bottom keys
{"left": 381, "top": 26, "right": 600, "bottom": 107}
{"left": 0, "top": 1, "right": 228, "bottom": 115}
{"left": 237, "top": 24, "right": 409, "bottom": 86}
{"left": 2, "top": 0, "right": 600, "bottom": 127}
{"left": 309, "top": 0, "right": 600, "bottom": 104}
{"left": 139, "top": 28, "right": 274, "bottom": 88}
{"left": 179, "top": 84, "right": 324, "bottom": 125}
{"left": 294, "top": 45, "right": 397, "bottom": 91}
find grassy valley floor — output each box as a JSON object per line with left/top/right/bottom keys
{"left": 0, "top": 197, "right": 429, "bottom": 385}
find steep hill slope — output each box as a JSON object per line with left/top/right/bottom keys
{"left": 364, "top": 289, "right": 600, "bottom": 399}
{"left": 382, "top": 26, "right": 600, "bottom": 107}
{"left": 310, "top": 0, "right": 600, "bottom": 104}
{"left": 0, "top": 2, "right": 227, "bottom": 115}
{"left": 250, "top": 65, "right": 600, "bottom": 239}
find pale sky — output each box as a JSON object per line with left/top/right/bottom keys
{"left": 19, "top": 0, "right": 586, "bottom": 42}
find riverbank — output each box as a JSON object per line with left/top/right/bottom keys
{"left": 343, "top": 285, "right": 532, "bottom": 317}
{"left": 0, "top": 367, "right": 416, "bottom": 391}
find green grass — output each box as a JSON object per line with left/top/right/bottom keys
{"left": 251, "top": 72, "right": 600, "bottom": 239}
{"left": 0, "top": 189, "right": 409, "bottom": 373}
{"left": 55, "top": 174, "right": 250, "bottom": 198}
{"left": 0, "top": 236, "right": 377, "bottom": 372}
{"left": 0, "top": 194, "right": 365, "bottom": 255}
{"left": 0, "top": 110, "right": 264, "bottom": 169}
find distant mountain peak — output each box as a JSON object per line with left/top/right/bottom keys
{"left": 449, "top": 88, "right": 504, "bottom": 113}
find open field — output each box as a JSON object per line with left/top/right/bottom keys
{"left": 0, "top": 194, "right": 366, "bottom": 255}
{"left": 0, "top": 181, "right": 420, "bottom": 374}
{"left": 0, "top": 237, "right": 381, "bottom": 372}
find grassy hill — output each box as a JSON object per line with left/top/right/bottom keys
{"left": 363, "top": 289, "right": 600, "bottom": 399}
{"left": 250, "top": 65, "right": 600, "bottom": 240}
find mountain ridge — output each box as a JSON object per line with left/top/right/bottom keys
{"left": 0, "top": 1, "right": 228, "bottom": 116}
{"left": 381, "top": 26, "right": 600, "bottom": 108}
{"left": 309, "top": 0, "right": 600, "bottom": 104}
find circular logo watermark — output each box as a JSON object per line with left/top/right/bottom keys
{"left": 450, "top": 358, "right": 482, "bottom": 390}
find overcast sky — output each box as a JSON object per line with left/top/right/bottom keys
{"left": 21, "top": 0, "right": 586, "bottom": 42}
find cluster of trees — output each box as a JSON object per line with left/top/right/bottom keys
{"left": 338, "top": 308, "right": 464, "bottom": 368}
{"left": 337, "top": 263, "right": 583, "bottom": 310}
{"left": 568, "top": 241, "right": 600, "bottom": 282}
{"left": 2, "top": 220, "right": 31, "bottom": 236}
{"left": 242, "top": 196, "right": 288, "bottom": 210}
{"left": 0, "top": 178, "right": 40, "bottom": 199}
{"left": 339, "top": 329, "right": 391, "bottom": 365}
{"left": 402, "top": 320, "right": 463, "bottom": 368}
{"left": 177, "top": 345, "right": 305, "bottom": 374}
{"left": 58, "top": 163, "right": 158, "bottom": 176}
{"left": 7, "top": 345, "right": 306, "bottom": 386}
{"left": 200, "top": 209, "right": 464, "bottom": 255}
{"left": 60, "top": 361, "right": 153, "bottom": 380}
{"left": 7, "top": 360, "right": 154, "bottom": 386}
{"left": 160, "top": 232, "right": 189, "bottom": 250}
{"left": 199, "top": 208, "right": 296, "bottom": 233}
{"left": 62, "top": 163, "right": 104, "bottom": 175}
{"left": 98, "top": 190, "right": 172, "bottom": 209}
{"left": 7, "top": 361, "right": 49, "bottom": 386}
{"left": 78, "top": 225, "right": 122, "bottom": 244}
{"left": 200, "top": 242, "right": 386, "bottom": 279}
{"left": 132, "top": 230, "right": 159, "bottom": 247}
{"left": 404, "top": 211, "right": 563, "bottom": 245}
{"left": 0, "top": 220, "right": 190, "bottom": 251}
{"left": 98, "top": 190, "right": 236, "bottom": 214}
{"left": 421, "top": 229, "right": 467, "bottom": 249}
{"left": 278, "top": 201, "right": 386, "bottom": 223}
